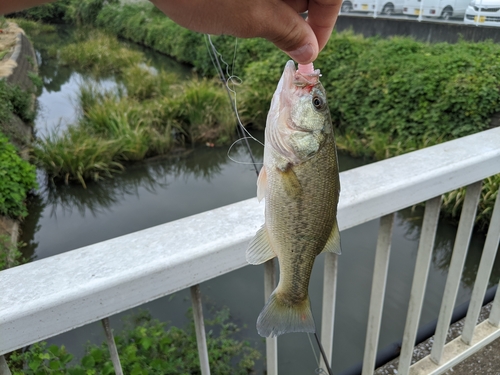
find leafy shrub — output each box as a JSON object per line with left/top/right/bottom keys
{"left": 8, "top": 309, "right": 260, "bottom": 375}
{"left": 318, "top": 33, "right": 500, "bottom": 145}
{"left": 0, "top": 132, "right": 37, "bottom": 218}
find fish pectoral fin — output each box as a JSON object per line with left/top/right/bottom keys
{"left": 280, "top": 167, "right": 302, "bottom": 198}
{"left": 321, "top": 219, "right": 342, "bottom": 255}
{"left": 246, "top": 226, "right": 276, "bottom": 265}
{"left": 257, "top": 166, "right": 267, "bottom": 202}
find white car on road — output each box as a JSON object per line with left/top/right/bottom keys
{"left": 403, "top": 0, "right": 470, "bottom": 19}
{"left": 464, "top": 0, "right": 500, "bottom": 26}
{"left": 351, "top": 0, "right": 405, "bottom": 14}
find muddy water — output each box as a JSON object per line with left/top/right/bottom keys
{"left": 21, "top": 26, "right": 499, "bottom": 374}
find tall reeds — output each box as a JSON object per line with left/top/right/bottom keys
{"left": 34, "top": 33, "right": 238, "bottom": 187}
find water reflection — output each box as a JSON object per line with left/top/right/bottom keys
{"left": 395, "top": 205, "right": 499, "bottom": 290}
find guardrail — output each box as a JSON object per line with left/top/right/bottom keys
{"left": 1, "top": 127, "right": 500, "bottom": 374}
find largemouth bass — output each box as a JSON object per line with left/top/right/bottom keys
{"left": 247, "top": 60, "right": 341, "bottom": 337}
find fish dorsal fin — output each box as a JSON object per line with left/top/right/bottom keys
{"left": 321, "top": 220, "right": 342, "bottom": 255}
{"left": 246, "top": 226, "right": 276, "bottom": 265}
{"left": 257, "top": 166, "right": 267, "bottom": 202}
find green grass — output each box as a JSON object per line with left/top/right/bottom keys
{"left": 121, "top": 64, "right": 177, "bottom": 101}
{"left": 59, "top": 30, "right": 143, "bottom": 75}
{"left": 8, "top": 18, "right": 56, "bottom": 35}
{"left": 33, "top": 126, "right": 125, "bottom": 187}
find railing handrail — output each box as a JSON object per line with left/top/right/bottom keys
{"left": 1, "top": 127, "right": 500, "bottom": 355}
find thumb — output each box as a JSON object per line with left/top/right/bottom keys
{"left": 257, "top": 5, "right": 319, "bottom": 64}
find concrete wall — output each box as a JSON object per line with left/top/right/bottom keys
{"left": 335, "top": 15, "right": 500, "bottom": 43}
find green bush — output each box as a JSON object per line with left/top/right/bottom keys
{"left": 0, "top": 132, "right": 37, "bottom": 218}
{"left": 8, "top": 309, "right": 260, "bottom": 375}
{"left": 317, "top": 33, "right": 500, "bottom": 146}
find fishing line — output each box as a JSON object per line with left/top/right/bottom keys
{"left": 205, "top": 34, "right": 334, "bottom": 375}
{"left": 314, "top": 332, "right": 334, "bottom": 375}
{"left": 204, "top": 34, "right": 261, "bottom": 176}
{"left": 308, "top": 332, "right": 333, "bottom": 374}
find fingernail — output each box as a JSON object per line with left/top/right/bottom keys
{"left": 288, "top": 43, "right": 315, "bottom": 64}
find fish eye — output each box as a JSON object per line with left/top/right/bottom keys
{"left": 312, "top": 95, "right": 324, "bottom": 110}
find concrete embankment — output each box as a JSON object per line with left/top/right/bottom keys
{"left": 0, "top": 22, "right": 37, "bottom": 258}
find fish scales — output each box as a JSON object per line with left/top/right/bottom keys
{"left": 247, "top": 60, "right": 341, "bottom": 338}
{"left": 267, "top": 136, "right": 339, "bottom": 303}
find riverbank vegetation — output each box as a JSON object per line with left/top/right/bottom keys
{"left": 32, "top": 31, "right": 234, "bottom": 186}
{"left": 7, "top": 308, "right": 260, "bottom": 375}
{"left": 0, "top": 78, "right": 37, "bottom": 220}
{"left": 8, "top": 1, "right": 499, "bottom": 226}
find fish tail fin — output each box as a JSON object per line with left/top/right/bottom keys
{"left": 256, "top": 291, "right": 315, "bottom": 337}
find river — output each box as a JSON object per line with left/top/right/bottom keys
{"left": 21, "top": 25, "right": 499, "bottom": 374}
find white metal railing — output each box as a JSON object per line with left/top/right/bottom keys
{"left": 1, "top": 127, "right": 500, "bottom": 374}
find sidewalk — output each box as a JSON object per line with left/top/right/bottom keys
{"left": 376, "top": 302, "right": 499, "bottom": 374}
{"left": 444, "top": 336, "right": 500, "bottom": 375}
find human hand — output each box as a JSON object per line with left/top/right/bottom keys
{"left": 150, "top": 0, "right": 341, "bottom": 64}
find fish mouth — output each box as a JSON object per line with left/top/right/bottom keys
{"left": 280, "top": 61, "right": 321, "bottom": 133}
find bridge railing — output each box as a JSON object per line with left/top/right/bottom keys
{"left": 1, "top": 127, "right": 500, "bottom": 374}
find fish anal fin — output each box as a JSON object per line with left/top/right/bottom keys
{"left": 246, "top": 226, "right": 276, "bottom": 265}
{"left": 257, "top": 166, "right": 267, "bottom": 202}
{"left": 322, "top": 219, "right": 342, "bottom": 255}
{"left": 256, "top": 291, "right": 315, "bottom": 337}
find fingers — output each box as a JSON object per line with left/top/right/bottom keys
{"left": 306, "top": 0, "right": 342, "bottom": 51}
{"left": 150, "top": 0, "right": 331, "bottom": 64}
{"left": 283, "top": 0, "right": 309, "bottom": 13}
{"left": 256, "top": 0, "right": 319, "bottom": 64}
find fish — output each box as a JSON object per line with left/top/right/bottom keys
{"left": 246, "top": 60, "right": 341, "bottom": 338}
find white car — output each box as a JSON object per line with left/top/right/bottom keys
{"left": 341, "top": 0, "right": 354, "bottom": 12}
{"left": 403, "top": 0, "right": 470, "bottom": 18}
{"left": 352, "top": 0, "right": 405, "bottom": 14}
{"left": 464, "top": 0, "right": 500, "bottom": 26}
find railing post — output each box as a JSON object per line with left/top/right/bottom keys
{"left": 431, "top": 182, "right": 482, "bottom": 364}
{"left": 398, "top": 196, "right": 442, "bottom": 375}
{"left": 264, "top": 259, "right": 278, "bottom": 375}
{"left": 190, "top": 284, "right": 211, "bottom": 375}
{"left": 361, "top": 213, "right": 395, "bottom": 375}
{"left": 320, "top": 252, "right": 338, "bottom": 372}
{"left": 101, "top": 318, "right": 123, "bottom": 375}
{"left": 0, "top": 355, "right": 11, "bottom": 375}
{"left": 462, "top": 189, "right": 500, "bottom": 345}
